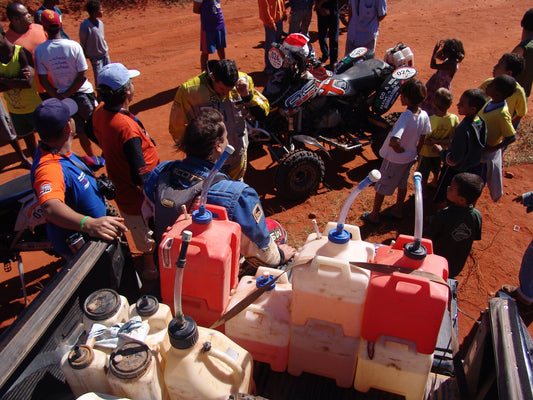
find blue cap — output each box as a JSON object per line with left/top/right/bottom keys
{"left": 97, "top": 63, "right": 140, "bottom": 91}
{"left": 33, "top": 98, "right": 77, "bottom": 141}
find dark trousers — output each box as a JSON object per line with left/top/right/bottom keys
{"left": 317, "top": 8, "right": 339, "bottom": 65}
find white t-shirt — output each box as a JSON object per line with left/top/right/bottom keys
{"left": 379, "top": 108, "right": 431, "bottom": 164}
{"left": 35, "top": 38, "right": 94, "bottom": 94}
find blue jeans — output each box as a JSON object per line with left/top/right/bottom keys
{"left": 90, "top": 54, "right": 111, "bottom": 85}
{"left": 264, "top": 21, "right": 284, "bottom": 73}
{"left": 317, "top": 9, "right": 339, "bottom": 64}
{"left": 519, "top": 240, "right": 533, "bottom": 300}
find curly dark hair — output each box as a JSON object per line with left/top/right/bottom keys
{"left": 442, "top": 39, "right": 465, "bottom": 63}
{"left": 499, "top": 53, "right": 526, "bottom": 77}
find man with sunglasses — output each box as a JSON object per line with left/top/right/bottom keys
{"left": 169, "top": 59, "right": 269, "bottom": 180}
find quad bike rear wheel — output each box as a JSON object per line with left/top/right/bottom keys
{"left": 275, "top": 149, "right": 325, "bottom": 200}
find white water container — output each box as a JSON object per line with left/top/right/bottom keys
{"left": 291, "top": 222, "right": 374, "bottom": 338}
{"left": 225, "top": 266, "right": 292, "bottom": 372}
{"left": 60, "top": 345, "right": 112, "bottom": 398}
{"left": 129, "top": 295, "right": 173, "bottom": 368}
{"left": 287, "top": 318, "right": 359, "bottom": 388}
{"left": 295, "top": 222, "right": 374, "bottom": 263}
{"left": 76, "top": 394, "right": 131, "bottom": 400}
{"left": 107, "top": 341, "right": 168, "bottom": 400}
{"left": 354, "top": 336, "right": 433, "bottom": 400}
{"left": 164, "top": 317, "right": 254, "bottom": 399}
{"left": 401, "top": 46, "right": 414, "bottom": 67}
{"left": 82, "top": 289, "right": 130, "bottom": 334}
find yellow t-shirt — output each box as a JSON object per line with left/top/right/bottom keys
{"left": 0, "top": 45, "right": 41, "bottom": 115}
{"left": 419, "top": 113, "right": 459, "bottom": 157}
{"left": 480, "top": 78, "right": 527, "bottom": 120}
{"left": 478, "top": 101, "right": 515, "bottom": 147}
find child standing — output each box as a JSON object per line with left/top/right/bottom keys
{"left": 417, "top": 88, "right": 459, "bottom": 188}
{"left": 429, "top": 172, "right": 483, "bottom": 278}
{"left": 363, "top": 78, "right": 431, "bottom": 224}
{"left": 433, "top": 89, "right": 487, "bottom": 207}
{"left": 194, "top": 0, "right": 226, "bottom": 71}
{"left": 79, "top": 0, "right": 109, "bottom": 85}
{"left": 479, "top": 53, "right": 527, "bottom": 128}
{"left": 421, "top": 39, "right": 465, "bottom": 116}
{"left": 479, "top": 74, "right": 516, "bottom": 202}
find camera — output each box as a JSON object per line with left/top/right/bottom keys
{"left": 96, "top": 174, "right": 116, "bottom": 200}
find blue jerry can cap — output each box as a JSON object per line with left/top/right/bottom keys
{"left": 192, "top": 205, "right": 212, "bottom": 225}
{"left": 256, "top": 273, "right": 276, "bottom": 291}
{"left": 328, "top": 227, "right": 350, "bottom": 244}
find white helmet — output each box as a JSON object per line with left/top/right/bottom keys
{"left": 281, "top": 33, "right": 310, "bottom": 59}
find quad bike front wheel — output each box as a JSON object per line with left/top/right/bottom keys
{"left": 275, "top": 149, "right": 325, "bottom": 200}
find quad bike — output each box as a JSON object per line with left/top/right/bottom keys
{"left": 248, "top": 36, "right": 416, "bottom": 200}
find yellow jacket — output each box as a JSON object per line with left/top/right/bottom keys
{"left": 169, "top": 71, "right": 269, "bottom": 179}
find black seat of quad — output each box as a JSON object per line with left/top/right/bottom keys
{"left": 334, "top": 58, "right": 393, "bottom": 95}
{"left": 0, "top": 173, "right": 33, "bottom": 209}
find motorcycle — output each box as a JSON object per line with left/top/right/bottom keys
{"left": 248, "top": 37, "right": 417, "bottom": 200}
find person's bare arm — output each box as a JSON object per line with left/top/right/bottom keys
{"left": 39, "top": 74, "right": 59, "bottom": 98}
{"left": 389, "top": 136, "right": 404, "bottom": 153}
{"left": 41, "top": 198, "right": 127, "bottom": 242}
{"left": 59, "top": 70, "right": 87, "bottom": 99}
{"left": 0, "top": 48, "right": 34, "bottom": 89}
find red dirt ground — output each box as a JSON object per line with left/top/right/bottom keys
{"left": 1, "top": 0, "right": 533, "bottom": 343}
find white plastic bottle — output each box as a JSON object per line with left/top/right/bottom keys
{"left": 164, "top": 316, "right": 254, "bottom": 400}
{"left": 107, "top": 341, "right": 168, "bottom": 400}
{"left": 60, "top": 344, "right": 112, "bottom": 398}
{"left": 82, "top": 288, "right": 130, "bottom": 334}
{"left": 129, "top": 295, "right": 172, "bottom": 367}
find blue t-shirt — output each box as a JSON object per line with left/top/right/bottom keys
{"left": 197, "top": 0, "right": 225, "bottom": 31}
{"left": 31, "top": 148, "right": 106, "bottom": 257}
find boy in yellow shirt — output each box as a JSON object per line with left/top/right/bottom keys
{"left": 479, "top": 53, "right": 527, "bottom": 128}
{"left": 479, "top": 74, "right": 516, "bottom": 202}
{"left": 417, "top": 88, "right": 459, "bottom": 189}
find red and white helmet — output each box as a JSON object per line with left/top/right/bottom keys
{"left": 281, "top": 33, "right": 310, "bottom": 59}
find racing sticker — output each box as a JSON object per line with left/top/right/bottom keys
{"left": 252, "top": 203, "right": 263, "bottom": 224}
{"left": 268, "top": 47, "right": 284, "bottom": 70}
{"left": 317, "top": 78, "right": 347, "bottom": 96}
{"left": 348, "top": 47, "right": 368, "bottom": 59}
{"left": 285, "top": 80, "right": 318, "bottom": 109}
{"left": 392, "top": 67, "right": 417, "bottom": 80}
{"left": 39, "top": 183, "right": 51, "bottom": 197}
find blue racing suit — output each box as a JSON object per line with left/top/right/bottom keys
{"left": 143, "top": 156, "right": 283, "bottom": 266}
